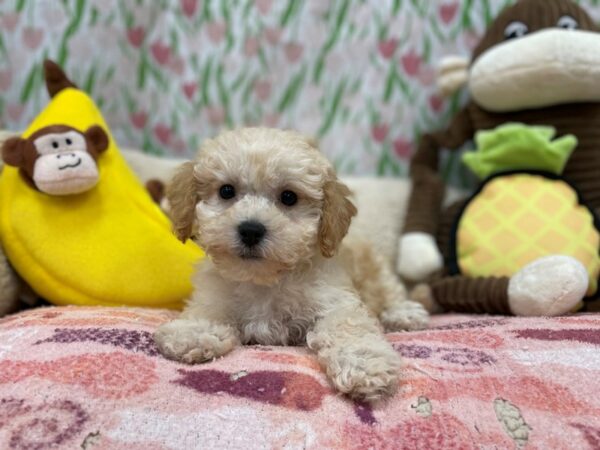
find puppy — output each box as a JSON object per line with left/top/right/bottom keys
{"left": 153, "top": 128, "right": 428, "bottom": 402}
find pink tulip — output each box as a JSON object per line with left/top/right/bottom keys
{"left": 1, "top": 13, "right": 19, "bottom": 32}
{"left": 254, "top": 80, "right": 271, "bottom": 101}
{"left": 153, "top": 124, "right": 172, "bottom": 145}
{"left": 429, "top": 95, "right": 444, "bottom": 113}
{"left": 7, "top": 103, "right": 25, "bottom": 122}
{"left": 22, "top": 27, "right": 43, "bottom": 50}
{"left": 371, "top": 124, "right": 389, "bottom": 143}
{"left": 393, "top": 137, "right": 413, "bottom": 160}
{"left": 440, "top": 2, "right": 459, "bottom": 25}
{"left": 0, "top": 70, "right": 12, "bottom": 92}
{"left": 255, "top": 0, "right": 272, "bottom": 15}
{"left": 126, "top": 27, "right": 145, "bottom": 48}
{"left": 150, "top": 41, "right": 171, "bottom": 65}
{"left": 181, "top": 0, "right": 198, "bottom": 18}
{"left": 284, "top": 42, "right": 303, "bottom": 63}
{"left": 244, "top": 37, "right": 260, "bottom": 57}
{"left": 172, "top": 138, "right": 187, "bottom": 155}
{"left": 207, "top": 106, "right": 225, "bottom": 125}
{"left": 183, "top": 82, "right": 197, "bottom": 100}
{"left": 264, "top": 27, "right": 282, "bottom": 45}
{"left": 130, "top": 111, "right": 148, "bottom": 129}
{"left": 206, "top": 22, "right": 227, "bottom": 44}
{"left": 400, "top": 51, "right": 421, "bottom": 77}
{"left": 377, "top": 39, "right": 398, "bottom": 59}
{"left": 264, "top": 113, "right": 280, "bottom": 127}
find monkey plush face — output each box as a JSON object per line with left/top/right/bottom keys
{"left": 2, "top": 125, "right": 109, "bottom": 195}
{"left": 460, "top": 0, "right": 600, "bottom": 112}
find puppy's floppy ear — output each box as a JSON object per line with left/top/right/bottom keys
{"left": 318, "top": 169, "right": 357, "bottom": 257}
{"left": 167, "top": 161, "right": 199, "bottom": 242}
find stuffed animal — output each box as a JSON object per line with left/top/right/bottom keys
{"left": 0, "top": 61, "right": 203, "bottom": 310}
{"left": 0, "top": 246, "right": 18, "bottom": 316}
{"left": 398, "top": 0, "right": 600, "bottom": 316}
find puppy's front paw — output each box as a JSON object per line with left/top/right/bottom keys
{"left": 153, "top": 319, "right": 239, "bottom": 364}
{"left": 380, "top": 300, "right": 430, "bottom": 332}
{"left": 327, "top": 343, "right": 401, "bottom": 403}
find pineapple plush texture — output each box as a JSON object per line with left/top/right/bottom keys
{"left": 0, "top": 88, "right": 203, "bottom": 308}
{"left": 453, "top": 123, "right": 600, "bottom": 297}
{"left": 457, "top": 173, "right": 600, "bottom": 295}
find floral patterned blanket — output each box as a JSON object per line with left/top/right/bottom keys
{"left": 0, "top": 306, "right": 599, "bottom": 449}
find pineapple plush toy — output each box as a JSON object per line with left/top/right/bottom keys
{"left": 449, "top": 124, "right": 600, "bottom": 314}
{"left": 397, "top": 0, "right": 600, "bottom": 316}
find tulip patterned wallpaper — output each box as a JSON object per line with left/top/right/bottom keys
{"left": 1, "top": 0, "right": 600, "bottom": 178}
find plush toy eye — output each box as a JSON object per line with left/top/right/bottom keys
{"left": 557, "top": 15, "right": 578, "bottom": 30}
{"left": 52, "top": 141, "right": 59, "bottom": 149}
{"left": 219, "top": 184, "right": 236, "bottom": 200}
{"left": 280, "top": 190, "right": 298, "bottom": 206}
{"left": 66, "top": 138, "right": 72, "bottom": 145}
{"left": 504, "top": 21, "right": 528, "bottom": 39}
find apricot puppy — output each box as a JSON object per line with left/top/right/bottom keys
{"left": 154, "top": 128, "right": 428, "bottom": 402}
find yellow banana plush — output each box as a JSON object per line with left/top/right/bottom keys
{"left": 0, "top": 64, "right": 203, "bottom": 309}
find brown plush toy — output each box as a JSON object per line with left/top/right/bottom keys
{"left": 398, "top": 0, "right": 600, "bottom": 316}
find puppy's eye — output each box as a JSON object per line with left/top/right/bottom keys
{"left": 52, "top": 141, "right": 59, "bottom": 149}
{"left": 219, "top": 184, "right": 236, "bottom": 200}
{"left": 66, "top": 138, "right": 72, "bottom": 145}
{"left": 280, "top": 190, "right": 298, "bottom": 206}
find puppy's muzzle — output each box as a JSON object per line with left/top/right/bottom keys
{"left": 238, "top": 220, "right": 266, "bottom": 248}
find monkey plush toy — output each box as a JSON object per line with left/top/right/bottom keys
{"left": 0, "top": 61, "right": 203, "bottom": 312}
{"left": 3, "top": 124, "right": 109, "bottom": 195}
{"left": 398, "top": 0, "right": 600, "bottom": 316}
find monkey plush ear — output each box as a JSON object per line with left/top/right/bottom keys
{"left": 85, "top": 125, "right": 109, "bottom": 154}
{"left": 437, "top": 55, "right": 469, "bottom": 97}
{"left": 2, "top": 137, "right": 26, "bottom": 168}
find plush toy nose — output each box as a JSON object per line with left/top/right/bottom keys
{"left": 238, "top": 220, "right": 266, "bottom": 247}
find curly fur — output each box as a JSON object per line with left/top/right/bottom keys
{"left": 154, "top": 127, "right": 428, "bottom": 402}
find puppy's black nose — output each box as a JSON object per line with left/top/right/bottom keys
{"left": 238, "top": 220, "right": 266, "bottom": 247}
